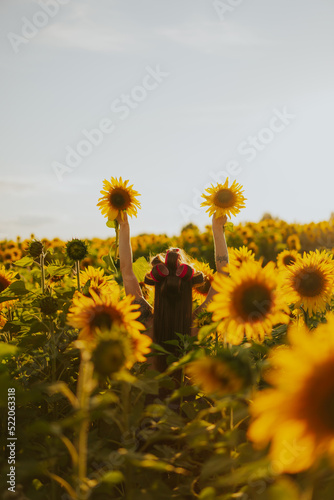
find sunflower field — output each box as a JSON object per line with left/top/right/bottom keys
{"left": 2, "top": 214, "right": 334, "bottom": 500}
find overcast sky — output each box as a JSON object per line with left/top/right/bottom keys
{"left": 1, "top": 0, "right": 334, "bottom": 241}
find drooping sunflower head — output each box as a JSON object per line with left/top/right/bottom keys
{"left": 276, "top": 249, "right": 300, "bottom": 270}
{"left": 66, "top": 239, "right": 88, "bottom": 261}
{"left": 280, "top": 250, "right": 334, "bottom": 315}
{"left": 39, "top": 295, "right": 59, "bottom": 316}
{"left": 248, "top": 315, "right": 334, "bottom": 473}
{"left": 208, "top": 261, "right": 290, "bottom": 344}
{"left": 28, "top": 240, "right": 44, "bottom": 259}
{"left": 67, "top": 290, "right": 145, "bottom": 345}
{"left": 186, "top": 350, "right": 252, "bottom": 397}
{"left": 201, "top": 178, "right": 246, "bottom": 219}
{"left": 97, "top": 177, "right": 141, "bottom": 221}
{"left": 92, "top": 327, "right": 132, "bottom": 376}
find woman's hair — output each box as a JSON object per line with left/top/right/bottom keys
{"left": 144, "top": 248, "right": 204, "bottom": 369}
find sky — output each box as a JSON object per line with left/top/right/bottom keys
{"left": 1, "top": 0, "right": 334, "bottom": 241}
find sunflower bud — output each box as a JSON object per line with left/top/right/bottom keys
{"left": 92, "top": 337, "right": 127, "bottom": 375}
{"left": 66, "top": 239, "right": 88, "bottom": 261}
{"left": 39, "top": 296, "right": 58, "bottom": 315}
{"left": 28, "top": 240, "right": 44, "bottom": 258}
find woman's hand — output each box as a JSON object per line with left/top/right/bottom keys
{"left": 115, "top": 211, "right": 129, "bottom": 226}
{"left": 212, "top": 213, "right": 228, "bottom": 231}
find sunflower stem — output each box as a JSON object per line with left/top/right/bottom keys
{"left": 40, "top": 252, "right": 45, "bottom": 294}
{"left": 114, "top": 220, "right": 119, "bottom": 262}
{"left": 75, "top": 349, "right": 94, "bottom": 500}
{"left": 75, "top": 260, "right": 81, "bottom": 292}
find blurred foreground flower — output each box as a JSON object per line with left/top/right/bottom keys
{"left": 186, "top": 350, "right": 252, "bottom": 397}
{"left": 208, "top": 261, "right": 290, "bottom": 344}
{"left": 201, "top": 178, "right": 246, "bottom": 219}
{"left": 92, "top": 328, "right": 131, "bottom": 375}
{"left": 248, "top": 315, "right": 334, "bottom": 473}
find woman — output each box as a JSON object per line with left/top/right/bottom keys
{"left": 117, "top": 213, "right": 229, "bottom": 370}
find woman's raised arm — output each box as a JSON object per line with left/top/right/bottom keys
{"left": 116, "top": 213, "right": 143, "bottom": 299}
{"left": 194, "top": 214, "right": 229, "bottom": 315}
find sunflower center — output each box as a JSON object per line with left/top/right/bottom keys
{"left": 214, "top": 189, "right": 235, "bottom": 208}
{"left": 234, "top": 283, "right": 272, "bottom": 322}
{"left": 293, "top": 267, "right": 325, "bottom": 297}
{"left": 110, "top": 189, "right": 131, "bottom": 210}
{"left": 283, "top": 255, "right": 296, "bottom": 266}
{"left": 299, "top": 362, "right": 334, "bottom": 434}
{"left": 0, "top": 277, "right": 10, "bottom": 293}
{"left": 91, "top": 306, "right": 122, "bottom": 331}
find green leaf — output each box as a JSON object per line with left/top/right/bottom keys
{"left": 164, "top": 339, "right": 179, "bottom": 347}
{"left": 0, "top": 342, "right": 19, "bottom": 359}
{"left": 102, "top": 254, "right": 117, "bottom": 274}
{"left": 168, "top": 385, "right": 198, "bottom": 401}
{"left": 224, "top": 222, "right": 234, "bottom": 232}
{"left": 150, "top": 342, "right": 171, "bottom": 354}
{"left": 198, "top": 322, "right": 220, "bottom": 342}
{"left": 132, "top": 256, "right": 151, "bottom": 283}
{"left": 266, "top": 478, "right": 300, "bottom": 500}
{"left": 106, "top": 219, "right": 117, "bottom": 229}
{"left": 13, "top": 256, "right": 34, "bottom": 267}
{"left": 28, "top": 321, "right": 49, "bottom": 334}
{"left": 7, "top": 281, "right": 29, "bottom": 295}
{"left": 81, "top": 279, "right": 91, "bottom": 296}
{"left": 100, "top": 470, "right": 125, "bottom": 485}
{"left": 198, "top": 487, "right": 216, "bottom": 500}
{"left": 46, "top": 265, "right": 73, "bottom": 277}
{"left": 0, "top": 295, "right": 18, "bottom": 304}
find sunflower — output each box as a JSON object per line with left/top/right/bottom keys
{"left": 66, "top": 239, "right": 88, "bottom": 261}
{"left": 208, "top": 261, "right": 290, "bottom": 344}
{"left": 73, "top": 266, "right": 119, "bottom": 299}
{"left": 280, "top": 250, "right": 334, "bottom": 315}
{"left": 67, "top": 290, "right": 145, "bottom": 344}
{"left": 0, "top": 267, "right": 18, "bottom": 310}
{"left": 92, "top": 328, "right": 132, "bottom": 375}
{"left": 126, "top": 330, "right": 152, "bottom": 368}
{"left": 248, "top": 315, "right": 334, "bottom": 473}
{"left": 0, "top": 266, "right": 16, "bottom": 294}
{"left": 190, "top": 258, "right": 216, "bottom": 304}
{"left": 97, "top": 177, "right": 141, "bottom": 221}
{"left": 201, "top": 178, "right": 246, "bottom": 219}
{"left": 0, "top": 312, "right": 7, "bottom": 329}
{"left": 276, "top": 249, "right": 300, "bottom": 270}
{"left": 186, "top": 352, "right": 251, "bottom": 396}
{"left": 286, "top": 234, "right": 301, "bottom": 251}
{"left": 228, "top": 246, "right": 255, "bottom": 271}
